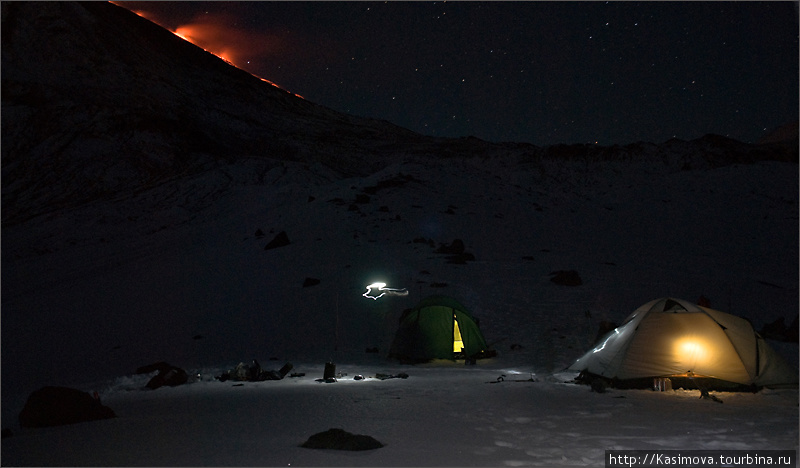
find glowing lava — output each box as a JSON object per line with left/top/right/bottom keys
{"left": 172, "top": 23, "right": 236, "bottom": 66}
{"left": 118, "top": 4, "right": 303, "bottom": 98}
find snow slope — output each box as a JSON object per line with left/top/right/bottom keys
{"left": 2, "top": 155, "right": 798, "bottom": 466}
{"left": 3, "top": 365, "right": 798, "bottom": 467}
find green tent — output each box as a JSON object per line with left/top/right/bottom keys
{"left": 388, "top": 295, "right": 491, "bottom": 362}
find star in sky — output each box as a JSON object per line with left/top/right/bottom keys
{"left": 117, "top": 1, "right": 798, "bottom": 146}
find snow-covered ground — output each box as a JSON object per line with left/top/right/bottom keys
{"left": 4, "top": 364, "right": 799, "bottom": 467}
{"left": 2, "top": 154, "right": 797, "bottom": 466}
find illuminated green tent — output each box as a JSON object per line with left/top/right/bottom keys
{"left": 388, "top": 295, "right": 490, "bottom": 362}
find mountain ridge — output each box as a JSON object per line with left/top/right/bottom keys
{"left": 2, "top": 1, "right": 796, "bottom": 227}
{"left": 1, "top": 1, "right": 428, "bottom": 225}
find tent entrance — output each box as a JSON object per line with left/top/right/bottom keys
{"left": 453, "top": 315, "right": 464, "bottom": 353}
{"left": 388, "top": 295, "right": 493, "bottom": 363}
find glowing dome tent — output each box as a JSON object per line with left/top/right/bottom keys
{"left": 569, "top": 297, "right": 798, "bottom": 390}
{"left": 388, "top": 296, "right": 491, "bottom": 363}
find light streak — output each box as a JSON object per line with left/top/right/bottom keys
{"left": 592, "top": 328, "right": 619, "bottom": 353}
{"left": 362, "top": 282, "right": 408, "bottom": 300}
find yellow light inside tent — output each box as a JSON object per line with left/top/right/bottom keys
{"left": 673, "top": 337, "right": 711, "bottom": 369}
{"left": 453, "top": 315, "right": 464, "bottom": 353}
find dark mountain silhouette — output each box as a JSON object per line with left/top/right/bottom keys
{"left": 1, "top": 1, "right": 428, "bottom": 225}
{"left": 2, "top": 2, "right": 796, "bottom": 226}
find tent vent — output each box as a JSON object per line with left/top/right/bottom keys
{"left": 663, "top": 299, "right": 687, "bottom": 312}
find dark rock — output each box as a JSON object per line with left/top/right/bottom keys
{"left": 760, "top": 316, "right": 799, "bottom": 343}
{"left": 148, "top": 368, "right": 188, "bottom": 389}
{"left": 789, "top": 316, "right": 799, "bottom": 342}
{"left": 375, "top": 372, "right": 409, "bottom": 380}
{"left": 136, "top": 362, "right": 189, "bottom": 389}
{"left": 549, "top": 270, "right": 582, "bottom": 286}
{"left": 591, "top": 379, "right": 607, "bottom": 393}
{"left": 302, "top": 277, "right": 321, "bottom": 287}
{"left": 217, "top": 361, "right": 293, "bottom": 382}
{"left": 362, "top": 174, "right": 419, "bottom": 195}
{"left": 412, "top": 237, "right": 435, "bottom": 247}
{"left": 436, "top": 239, "right": 465, "bottom": 254}
{"left": 19, "top": 386, "right": 116, "bottom": 428}
{"left": 264, "top": 231, "right": 291, "bottom": 250}
{"left": 301, "top": 428, "right": 384, "bottom": 451}
{"left": 446, "top": 252, "right": 476, "bottom": 264}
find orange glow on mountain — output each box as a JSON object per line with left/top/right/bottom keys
{"left": 117, "top": 3, "right": 303, "bottom": 99}
{"left": 172, "top": 23, "right": 238, "bottom": 66}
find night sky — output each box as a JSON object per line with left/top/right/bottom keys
{"left": 116, "top": 1, "right": 798, "bottom": 146}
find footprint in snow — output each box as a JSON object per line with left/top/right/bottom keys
{"left": 503, "top": 416, "right": 533, "bottom": 424}
{"left": 494, "top": 440, "right": 515, "bottom": 448}
{"left": 502, "top": 460, "right": 531, "bottom": 467}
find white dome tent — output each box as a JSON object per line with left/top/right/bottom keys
{"left": 569, "top": 297, "right": 798, "bottom": 390}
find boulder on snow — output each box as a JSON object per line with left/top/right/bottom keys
{"left": 759, "top": 316, "right": 799, "bottom": 343}
{"left": 136, "top": 362, "right": 189, "bottom": 389}
{"left": 434, "top": 238, "right": 475, "bottom": 263}
{"left": 19, "top": 386, "right": 116, "bottom": 428}
{"left": 412, "top": 237, "right": 436, "bottom": 247}
{"left": 217, "top": 360, "right": 293, "bottom": 382}
{"left": 446, "top": 252, "right": 476, "bottom": 264}
{"left": 436, "top": 238, "right": 465, "bottom": 254}
{"left": 264, "top": 231, "right": 290, "bottom": 250}
{"left": 549, "top": 270, "right": 582, "bottom": 286}
{"left": 300, "top": 428, "right": 384, "bottom": 451}
{"left": 302, "top": 277, "right": 321, "bottom": 287}
{"left": 591, "top": 379, "right": 608, "bottom": 393}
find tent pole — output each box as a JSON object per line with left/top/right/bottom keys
{"left": 335, "top": 291, "right": 339, "bottom": 352}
